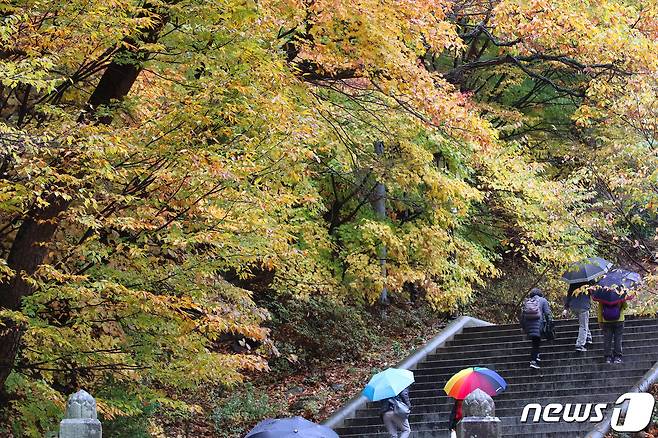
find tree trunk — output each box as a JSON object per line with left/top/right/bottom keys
{"left": 0, "top": 197, "right": 69, "bottom": 387}
{"left": 0, "top": 12, "right": 165, "bottom": 393}
{"left": 372, "top": 141, "right": 388, "bottom": 307}
{"left": 78, "top": 59, "right": 142, "bottom": 125}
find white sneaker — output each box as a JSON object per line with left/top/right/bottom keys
{"left": 575, "top": 346, "right": 587, "bottom": 352}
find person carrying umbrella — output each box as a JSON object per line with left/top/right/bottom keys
{"left": 443, "top": 367, "right": 507, "bottom": 437}
{"left": 598, "top": 300, "right": 628, "bottom": 364}
{"left": 363, "top": 368, "right": 413, "bottom": 438}
{"left": 561, "top": 281, "right": 595, "bottom": 352}
{"left": 591, "top": 269, "right": 640, "bottom": 364}
{"left": 560, "top": 257, "right": 612, "bottom": 353}
{"left": 448, "top": 399, "right": 463, "bottom": 438}
{"left": 379, "top": 387, "right": 411, "bottom": 438}
{"left": 519, "top": 288, "right": 552, "bottom": 369}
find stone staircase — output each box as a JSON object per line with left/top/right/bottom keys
{"left": 332, "top": 316, "right": 658, "bottom": 437}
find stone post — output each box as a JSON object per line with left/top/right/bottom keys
{"left": 456, "top": 388, "right": 501, "bottom": 438}
{"left": 59, "top": 390, "right": 102, "bottom": 438}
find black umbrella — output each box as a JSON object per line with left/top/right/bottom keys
{"left": 591, "top": 268, "right": 641, "bottom": 304}
{"left": 245, "top": 417, "right": 339, "bottom": 438}
{"left": 561, "top": 257, "right": 612, "bottom": 284}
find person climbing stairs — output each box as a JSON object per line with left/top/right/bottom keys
{"left": 331, "top": 316, "right": 658, "bottom": 437}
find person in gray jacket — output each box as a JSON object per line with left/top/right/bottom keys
{"left": 379, "top": 386, "right": 411, "bottom": 438}
{"left": 520, "top": 288, "right": 552, "bottom": 369}
{"left": 561, "top": 282, "right": 594, "bottom": 352}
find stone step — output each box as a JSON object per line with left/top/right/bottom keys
{"left": 329, "top": 317, "right": 658, "bottom": 437}
{"left": 425, "top": 343, "right": 658, "bottom": 370}
{"left": 502, "top": 420, "right": 601, "bottom": 435}
{"left": 414, "top": 346, "right": 658, "bottom": 377}
{"left": 334, "top": 419, "right": 442, "bottom": 436}
{"left": 416, "top": 384, "right": 621, "bottom": 412}
{"left": 337, "top": 393, "right": 618, "bottom": 435}
{"left": 501, "top": 414, "right": 597, "bottom": 437}
{"left": 406, "top": 377, "right": 638, "bottom": 400}
{"left": 349, "top": 382, "right": 631, "bottom": 425}
{"left": 412, "top": 359, "right": 654, "bottom": 384}
{"left": 410, "top": 365, "right": 646, "bottom": 393}
{"left": 502, "top": 411, "right": 615, "bottom": 428}
{"left": 361, "top": 361, "right": 653, "bottom": 410}
{"left": 336, "top": 426, "right": 450, "bottom": 438}
{"left": 449, "top": 323, "right": 658, "bottom": 346}
{"left": 488, "top": 392, "right": 619, "bottom": 413}
{"left": 461, "top": 316, "right": 655, "bottom": 334}
{"left": 510, "top": 431, "right": 590, "bottom": 438}
{"left": 337, "top": 425, "right": 591, "bottom": 438}
{"left": 432, "top": 331, "right": 658, "bottom": 356}
{"left": 503, "top": 375, "right": 637, "bottom": 394}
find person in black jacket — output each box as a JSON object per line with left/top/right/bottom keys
{"left": 519, "top": 288, "right": 553, "bottom": 369}
{"left": 379, "top": 386, "right": 411, "bottom": 438}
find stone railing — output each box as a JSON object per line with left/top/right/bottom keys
{"left": 323, "top": 316, "right": 494, "bottom": 429}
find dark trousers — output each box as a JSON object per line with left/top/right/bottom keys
{"left": 530, "top": 336, "right": 541, "bottom": 361}
{"left": 601, "top": 322, "right": 624, "bottom": 359}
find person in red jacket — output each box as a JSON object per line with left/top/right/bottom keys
{"left": 449, "top": 398, "right": 463, "bottom": 437}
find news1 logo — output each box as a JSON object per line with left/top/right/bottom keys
{"left": 520, "top": 392, "right": 655, "bottom": 432}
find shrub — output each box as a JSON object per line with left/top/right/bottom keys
{"left": 103, "top": 404, "right": 159, "bottom": 438}
{"left": 268, "top": 297, "right": 378, "bottom": 366}
{"left": 211, "top": 384, "right": 282, "bottom": 436}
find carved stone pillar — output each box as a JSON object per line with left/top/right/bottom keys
{"left": 59, "top": 390, "right": 102, "bottom": 438}
{"left": 456, "top": 388, "right": 501, "bottom": 438}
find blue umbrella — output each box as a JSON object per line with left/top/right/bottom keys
{"left": 561, "top": 257, "right": 612, "bottom": 284}
{"left": 245, "top": 417, "right": 338, "bottom": 438}
{"left": 363, "top": 368, "right": 414, "bottom": 401}
{"left": 590, "top": 268, "right": 641, "bottom": 305}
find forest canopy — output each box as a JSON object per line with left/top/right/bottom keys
{"left": 0, "top": 0, "right": 657, "bottom": 435}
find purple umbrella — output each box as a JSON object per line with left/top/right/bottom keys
{"left": 590, "top": 268, "right": 641, "bottom": 305}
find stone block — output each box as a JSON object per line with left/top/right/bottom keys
{"left": 59, "top": 390, "right": 102, "bottom": 438}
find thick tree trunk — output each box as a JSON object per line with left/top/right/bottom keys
{"left": 0, "top": 197, "right": 69, "bottom": 386}
{"left": 78, "top": 60, "right": 141, "bottom": 125}
{"left": 0, "top": 13, "right": 165, "bottom": 393}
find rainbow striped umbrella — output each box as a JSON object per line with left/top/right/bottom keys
{"left": 443, "top": 367, "right": 507, "bottom": 400}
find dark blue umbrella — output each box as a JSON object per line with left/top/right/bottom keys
{"left": 245, "top": 417, "right": 339, "bottom": 438}
{"left": 561, "top": 257, "right": 612, "bottom": 284}
{"left": 590, "top": 269, "right": 641, "bottom": 305}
